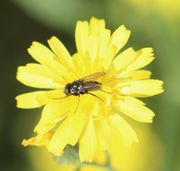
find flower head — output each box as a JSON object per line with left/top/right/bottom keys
{"left": 16, "top": 17, "right": 163, "bottom": 162}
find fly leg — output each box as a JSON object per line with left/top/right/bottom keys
{"left": 73, "top": 95, "right": 80, "bottom": 114}
{"left": 87, "top": 92, "right": 104, "bottom": 102}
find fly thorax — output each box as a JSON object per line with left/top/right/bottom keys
{"left": 71, "top": 81, "right": 83, "bottom": 94}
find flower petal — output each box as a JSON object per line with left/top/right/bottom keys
{"left": 114, "top": 96, "right": 155, "bottom": 122}
{"left": 47, "top": 36, "right": 73, "bottom": 67}
{"left": 28, "top": 42, "right": 76, "bottom": 81}
{"left": 89, "top": 17, "right": 105, "bottom": 34}
{"left": 87, "top": 17, "right": 105, "bottom": 61}
{"left": 48, "top": 98, "right": 88, "bottom": 156}
{"left": 98, "top": 29, "right": 112, "bottom": 69}
{"left": 79, "top": 119, "right": 97, "bottom": 162}
{"left": 72, "top": 53, "right": 88, "bottom": 77}
{"left": 75, "top": 20, "right": 89, "bottom": 56}
{"left": 28, "top": 41, "right": 57, "bottom": 67}
{"left": 16, "top": 91, "right": 47, "bottom": 109}
{"left": 95, "top": 118, "right": 111, "bottom": 150}
{"left": 113, "top": 48, "right": 137, "bottom": 70}
{"left": 22, "top": 132, "right": 52, "bottom": 147}
{"left": 110, "top": 25, "right": 131, "bottom": 55}
{"left": 120, "top": 79, "right": 164, "bottom": 97}
{"left": 34, "top": 96, "right": 77, "bottom": 134}
{"left": 126, "top": 48, "right": 154, "bottom": 72}
{"left": 17, "top": 64, "right": 63, "bottom": 89}
{"left": 127, "top": 70, "right": 151, "bottom": 80}
{"left": 108, "top": 114, "right": 138, "bottom": 146}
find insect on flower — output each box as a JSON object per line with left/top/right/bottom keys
{"left": 64, "top": 72, "right": 106, "bottom": 99}
{"left": 16, "top": 17, "right": 164, "bottom": 163}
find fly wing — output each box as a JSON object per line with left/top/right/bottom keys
{"left": 81, "top": 72, "right": 105, "bottom": 82}
{"left": 82, "top": 81, "right": 101, "bottom": 91}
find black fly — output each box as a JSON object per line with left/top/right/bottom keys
{"left": 64, "top": 72, "right": 105, "bottom": 100}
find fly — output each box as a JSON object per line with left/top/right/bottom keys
{"left": 64, "top": 72, "right": 105, "bottom": 100}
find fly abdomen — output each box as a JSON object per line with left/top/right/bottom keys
{"left": 82, "top": 81, "right": 101, "bottom": 92}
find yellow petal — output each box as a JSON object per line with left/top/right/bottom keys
{"left": 114, "top": 96, "right": 155, "bottom": 122}
{"left": 110, "top": 25, "right": 131, "bottom": 55}
{"left": 47, "top": 36, "right": 73, "bottom": 67}
{"left": 22, "top": 132, "right": 52, "bottom": 147}
{"left": 108, "top": 114, "right": 138, "bottom": 146}
{"left": 114, "top": 48, "right": 154, "bottom": 77}
{"left": 16, "top": 91, "right": 47, "bottom": 109}
{"left": 127, "top": 48, "right": 154, "bottom": 72}
{"left": 120, "top": 79, "right": 164, "bottom": 97}
{"left": 75, "top": 18, "right": 108, "bottom": 68}
{"left": 48, "top": 98, "right": 87, "bottom": 156}
{"left": 127, "top": 70, "right": 151, "bottom": 80}
{"left": 113, "top": 47, "right": 137, "bottom": 70}
{"left": 36, "top": 89, "right": 65, "bottom": 102}
{"left": 75, "top": 20, "right": 89, "bottom": 55}
{"left": 95, "top": 118, "right": 111, "bottom": 150}
{"left": 72, "top": 53, "right": 87, "bottom": 77}
{"left": 98, "top": 29, "right": 112, "bottom": 69}
{"left": 87, "top": 35, "right": 99, "bottom": 60}
{"left": 28, "top": 42, "right": 76, "bottom": 81}
{"left": 89, "top": 18, "right": 106, "bottom": 60}
{"left": 79, "top": 119, "right": 97, "bottom": 162}
{"left": 17, "top": 64, "right": 63, "bottom": 89}
{"left": 34, "top": 96, "right": 76, "bottom": 134}
{"left": 89, "top": 17, "right": 105, "bottom": 34}
{"left": 28, "top": 41, "right": 57, "bottom": 68}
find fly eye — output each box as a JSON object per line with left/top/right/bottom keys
{"left": 64, "top": 84, "right": 71, "bottom": 95}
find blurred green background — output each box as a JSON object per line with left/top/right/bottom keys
{"left": 0, "top": 0, "right": 180, "bottom": 171}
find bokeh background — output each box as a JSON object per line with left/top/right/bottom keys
{"left": 0, "top": 0, "right": 180, "bottom": 171}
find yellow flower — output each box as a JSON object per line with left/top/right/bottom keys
{"left": 26, "top": 125, "right": 163, "bottom": 171}
{"left": 16, "top": 17, "right": 163, "bottom": 162}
